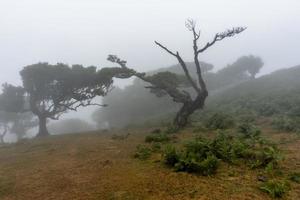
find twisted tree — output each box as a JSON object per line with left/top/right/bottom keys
{"left": 108, "top": 20, "right": 246, "bottom": 130}
{"left": 0, "top": 63, "right": 136, "bottom": 138}
{"left": 19, "top": 63, "right": 135, "bottom": 137}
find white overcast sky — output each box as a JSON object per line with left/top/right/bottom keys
{"left": 1, "top": 0, "right": 300, "bottom": 87}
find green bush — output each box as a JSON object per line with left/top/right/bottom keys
{"left": 164, "top": 138, "right": 219, "bottom": 176}
{"left": 204, "top": 113, "right": 235, "bottom": 130}
{"left": 238, "top": 123, "right": 261, "bottom": 139}
{"left": 246, "top": 146, "right": 282, "bottom": 169}
{"left": 175, "top": 154, "right": 219, "bottom": 175}
{"left": 163, "top": 127, "right": 282, "bottom": 176}
{"left": 163, "top": 145, "right": 180, "bottom": 166}
{"left": 134, "top": 145, "right": 151, "bottom": 160}
{"left": 289, "top": 172, "right": 300, "bottom": 183}
{"left": 145, "top": 133, "right": 170, "bottom": 143}
{"left": 150, "top": 142, "right": 162, "bottom": 152}
{"left": 271, "top": 116, "right": 299, "bottom": 132}
{"left": 259, "top": 180, "right": 290, "bottom": 198}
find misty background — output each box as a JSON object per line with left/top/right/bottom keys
{"left": 1, "top": 0, "right": 300, "bottom": 124}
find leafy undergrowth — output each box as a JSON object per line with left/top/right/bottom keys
{"left": 137, "top": 125, "right": 300, "bottom": 199}
{"left": 0, "top": 128, "right": 299, "bottom": 200}
{"left": 259, "top": 180, "right": 290, "bottom": 198}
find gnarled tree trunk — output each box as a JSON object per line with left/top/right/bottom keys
{"left": 37, "top": 115, "right": 49, "bottom": 137}
{"left": 173, "top": 93, "right": 207, "bottom": 130}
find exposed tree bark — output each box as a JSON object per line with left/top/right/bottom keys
{"left": 37, "top": 115, "right": 49, "bottom": 137}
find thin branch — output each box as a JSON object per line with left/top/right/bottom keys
{"left": 155, "top": 41, "right": 201, "bottom": 94}
{"left": 198, "top": 27, "right": 247, "bottom": 53}
{"left": 154, "top": 41, "right": 177, "bottom": 57}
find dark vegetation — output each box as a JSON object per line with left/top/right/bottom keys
{"left": 162, "top": 130, "right": 281, "bottom": 174}
{"left": 0, "top": 62, "right": 144, "bottom": 139}
{"left": 133, "top": 119, "right": 300, "bottom": 198}
{"left": 259, "top": 180, "right": 290, "bottom": 198}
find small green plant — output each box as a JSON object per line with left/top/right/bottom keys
{"left": 289, "top": 172, "right": 300, "bottom": 183}
{"left": 175, "top": 154, "right": 219, "bottom": 175}
{"left": 238, "top": 122, "right": 261, "bottom": 139}
{"left": 259, "top": 180, "right": 290, "bottom": 198}
{"left": 163, "top": 138, "right": 219, "bottom": 176}
{"left": 134, "top": 145, "right": 151, "bottom": 160}
{"left": 151, "top": 142, "right": 161, "bottom": 152}
{"left": 162, "top": 128, "right": 282, "bottom": 178}
{"left": 204, "top": 112, "right": 235, "bottom": 130}
{"left": 145, "top": 133, "right": 170, "bottom": 143}
{"left": 163, "top": 145, "right": 180, "bottom": 166}
{"left": 249, "top": 146, "right": 282, "bottom": 169}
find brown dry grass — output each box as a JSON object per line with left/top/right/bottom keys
{"left": 0, "top": 128, "right": 299, "bottom": 200}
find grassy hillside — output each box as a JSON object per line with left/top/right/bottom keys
{"left": 208, "top": 65, "right": 300, "bottom": 117}
{"left": 0, "top": 128, "right": 299, "bottom": 200}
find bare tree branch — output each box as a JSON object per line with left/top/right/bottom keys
{"left": 198, "top": 27, "right": 247, "bottom": 53}
{"left": 154, "top": 41, "right": 201, "bottom": 94}
{"left": 154, "top": 41, "right": 177, "bottom": 57}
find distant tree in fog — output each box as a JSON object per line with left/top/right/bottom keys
{"left": 0, "top": 63, "right": 133, "bottom": 138}
{"left": 0, "top": 111, "right": 11, "bottom": 143}
{"left": 108, "top": 19, "right": 246, "bottom": 130}
{"left": 218, "top": 55, "right": 263, "bottom": 79}
{"left": 0, "top": 84, "right": 29, "bottom": 143}
{"left": 10, "top": 112, "right": 38, "bottom": 140}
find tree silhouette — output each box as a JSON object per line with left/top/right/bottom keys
{"left": 108, "top": 20, "right": 246, "bottom": 130}
{"left": 6, "top": 63, "right": 132, "bottom": 137}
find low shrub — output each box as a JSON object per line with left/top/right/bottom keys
{"left": 163, "top": 128, "right": 282, "bottom": 175}
{"left": 249, "top": 146, "right": 282, "bottom": 169}
{"left": 289, "top": 172, "right": 300, "bottom": 183}
{"left": 163, "top": 145, "right": 180, "bottom": 166}
{"left": 259, "top": 180, "right": 290, "bottom": 198}
{"left": 164, "top": 137, "right": 219, "bottom": 175}
{"left": 271, "top": 116, "right": 299, "bottom": 132}
{"left": 204, "top": 113, "right": 235, "bottom": 130}
{"left": 134, "top": 145, "right": 151, "bottom": 160}
{"left": 238, "top": 122, "right": 261, "bottom": 139}
{"left": 150, "top": 142, "right": 162, "bottom": 152}
{"left": 174, "top": 154, "right": 219, "bottom": 175}
{"left": 145, "top": 133, "right": 170, "bottom": 143}
{"left": 164, "top": 140, "right": 219, "bottom": 176}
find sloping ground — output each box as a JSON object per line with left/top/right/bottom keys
{"left": 0, "top": 129, "right": 299, "bottom": 200}
{"left": 208, "top": 65, "right": 300, "bottom": 113}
